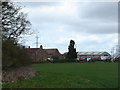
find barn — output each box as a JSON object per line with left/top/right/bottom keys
{"left": 77, "top": 52, "right": 111, "bottom": 62}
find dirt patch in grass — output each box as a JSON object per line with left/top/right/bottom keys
{"left": 2, "top": 66, "right": 35, "bottom": 83}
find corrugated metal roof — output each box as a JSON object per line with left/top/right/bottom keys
{"left": 77, "top": 52, "right": 111, "bottom": 56}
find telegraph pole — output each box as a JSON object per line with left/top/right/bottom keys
{"left": 35, "top": 35, "right": 42, "bottom": 48}
{"left": 36, "top": 35, "right": 39, "bottom": 48}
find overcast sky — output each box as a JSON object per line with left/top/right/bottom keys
{"left": 17, "top": 1, "right": 118, "bottom": 54}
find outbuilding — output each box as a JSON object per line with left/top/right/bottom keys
{"left": 77, "top": 51, "right": 111, "bottom": 61}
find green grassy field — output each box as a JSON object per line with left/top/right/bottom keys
{"left": 3, "top": 62, "right": 118, "bottom": 88}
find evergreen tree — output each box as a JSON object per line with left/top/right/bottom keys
{"left": 66, "top": 40, "right": 77, "bottom": 60}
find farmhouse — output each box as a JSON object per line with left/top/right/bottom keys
{"left": 77, "top": 51, "right": 111, "bottom": 61}
{"left": 26, "top": 45, "right": 62, "bottom": 62}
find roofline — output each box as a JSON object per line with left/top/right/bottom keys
{"left": 78, "top": 51, "right": 107, "bottom": 53}
{"left": 44, "top": 48, "right": 61, "bottom": 54}
{"left": 26, "top": 48, "right": 61, "bottom": 54}
{"left": 77, "top": 51, "right": 111, "bottom": 56}
{"left": 25, "top": 48, "right": 40, "bottom": 49}
{"left": 44, "top": 48, "right": 58, "bottom": 50}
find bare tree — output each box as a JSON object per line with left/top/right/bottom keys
{"left": 2, "top": 1, "right": 31, "bottom": 40}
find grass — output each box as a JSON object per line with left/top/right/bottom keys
{"left": 3, "top": 62, "right": 118, "bottom": 88}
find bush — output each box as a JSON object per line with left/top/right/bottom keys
{"left": 2, "top": 39, "right": 32, "bottom": 70}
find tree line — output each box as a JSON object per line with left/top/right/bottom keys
{"left": 2, "top": 1, "right": 32, "bottom": 70}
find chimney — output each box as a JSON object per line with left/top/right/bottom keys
{"left": 23, "top": 46, "right": 25, "bottom": 48}
{"left": 29, "top": 46, "right": 30, "bottom": 48}
{"left": 40, "top": 45, "right": 43, "bottom": 49}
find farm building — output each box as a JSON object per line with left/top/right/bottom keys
{"left": 77, "top": 52, "right": 111, "bottom": 61}
{"left": 26, "top": 45, "right": 62, "bottom": 62}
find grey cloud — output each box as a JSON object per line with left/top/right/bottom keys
{"left": 22, "top": 2, "right": 118, "bottom": 35}
{"left": 30, "top": 16, "right": 118, "bottom": 35}
{"left": 61, "top": 17, "right": 118, "bottom": 34}
{"left": 78, "top": 2, "right": 118, "bottom": 22}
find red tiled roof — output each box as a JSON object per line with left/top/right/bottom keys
{"left": 26, "top": 48, "right": 39, "bottom": 53}
{"left": 44, "top": 49, "right": 61, "bottom": 55}
{"left": 26, "top": 48, "right": 61, "bottom": 56}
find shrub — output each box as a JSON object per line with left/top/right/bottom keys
{"left": 2, "top": 39, "right": 32, "bottom": 70}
